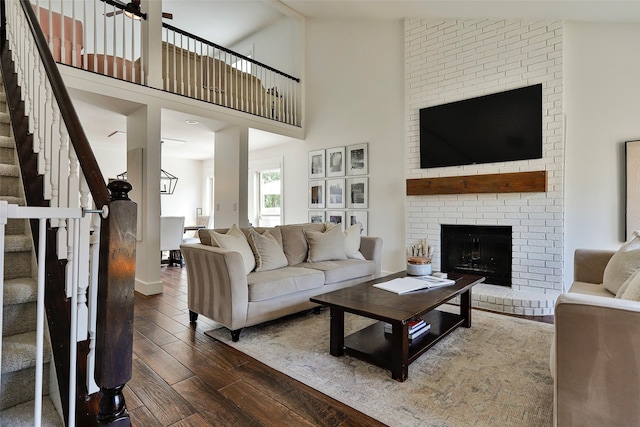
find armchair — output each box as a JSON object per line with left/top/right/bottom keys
{"left": 552, "top": 249, "right": 640, "bottom": 426}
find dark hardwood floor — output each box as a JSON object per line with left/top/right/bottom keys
{"left": 128, "top": 266, "right": 554, "bottom": 426}
{"left": 127, "top": 265, "right": 386, "bottom": 426}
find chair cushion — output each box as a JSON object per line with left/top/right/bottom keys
{"left": 569, "top": 281, "right": 615, "bottom": 298}
{"left": 304, "top": 225, "right": 347, "bottom": 262}
{"left": 210, "top": 224, "right": 255, "bottom": 274}
{"left": 603, "top": 233, "right": 640, "bottom": 294}
{"left": 248, "top": 229, "right": 288, "bottom": 272}
{"left": 247, "top": 267, "right": 324, "bottom": 302}
{"left": 303, "top": 259, "right": 376, "bottom": 285}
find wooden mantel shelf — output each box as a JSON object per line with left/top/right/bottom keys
{"left": 406, "top": 171, "right": 547, "bottom": 196}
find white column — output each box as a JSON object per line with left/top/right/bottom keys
{"left": 127, "top": 105, "right": 163, "bottom": 295}
{"left": 141, "top": 0, "right": 163, "bottom": 88}
{"left": 214, "top": 126, "right": 249, "bottom": 228}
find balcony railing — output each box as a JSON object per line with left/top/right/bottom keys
{"left": 29, "top": 0, "right": 301, "bottom": 126}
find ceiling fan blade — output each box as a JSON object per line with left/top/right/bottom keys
{"left": 105, "top": 10, "right": 124, "bottom": 17}
{"left": 162, "top": 12, "right": 173, "bottom": 19}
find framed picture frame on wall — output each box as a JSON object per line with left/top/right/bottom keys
{"left": 326, "top": 146, "right": 346, "bottom": 177}
{"left": 309, "top": 211, "right": 325, "bottom": 224}
{"left": 309, "top": 149, "right": 326, "bottom": 178}
{"left": 347, "top": 210, "right": 368, "bottom": 235}
{"left": 347, "top": 177, "right": 368, "bottom": 209}
{"left": 626, "top": 140, "right": 640, "bottom": 240}
{"left": 308, "top": 180, "right": 325, "bottom": 209}
{"left": 327, "top": 211, "right": 346, "bottom": 231}
{"left": 347, "top": 143, "right": 368, "bottom": 176}
{"left": 326, "top": 178, "right": 345, "bottom": 209}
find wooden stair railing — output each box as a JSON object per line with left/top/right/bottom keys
{"left": 0, "top": 0, "right": 137, "bottom": 425}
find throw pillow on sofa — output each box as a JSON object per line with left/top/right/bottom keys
{"left": 304, "top": 225, "right": 347, "bottom": 262}
{"left": 343, "top": 223, "right": 366, "bottom": 260}
{"left": 248, "top": 229, "right": 288, "bottom": 272}
{"left": 616, "top": 268, "right": 640, "bottom": 301}
{"left": 603, "top": 232, "right": 640, "bottom": 294}
{"left": 325, "top": 222, "right": 366, "bottom": 260}
{"left": 211, "top": 224, "right": 256, "bottom": 274}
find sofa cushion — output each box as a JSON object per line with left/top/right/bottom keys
{"left": 247, "top": 267, "right": 325, "bottom": 302}
{"left": 278, "top": 223, "right": 326, "bottom": 265}
{"left": 304, "top": 225, "right": 347, "bottom": 262}
{"left": 617, "top": 268, "right": 640, "bottom": 301}
{"left": 248, "top": 229, "right": 288, "bottom": 272}
{"left": 569, "top": 281, "right": 615, "bottom": 298}
{"left": 603, "top": 233, "right": 640, "bottom": 294}
{"left": 210, "top": 224, "right": 256, "bottom": 274}
{"left": 303, "top": 259, "right": 376, "bottom": 285}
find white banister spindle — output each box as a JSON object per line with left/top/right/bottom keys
{"left": 38, "top": 79, "right": 51, "bottom": 176}
{"left": 67, "top": 216, "right": 80, "bottom": 427}
{"left": 75, "top": 164, "right": 90, "bottom": 341}
{"left": 57, "top": 122, "right": 70, "bottom": 263}
{"left": 86, "top": 206, "right": 101, "bottom": 394}
{"left": 33, "top": 216, "right": 47, "bottom": 426}
{"left": 60, "top": 0, "right": 66, "bottom": 68}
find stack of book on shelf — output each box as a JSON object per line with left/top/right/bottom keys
{"left": 384, "top": 318, "right": 431, "bottom": 342}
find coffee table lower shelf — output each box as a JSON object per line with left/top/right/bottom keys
{"left": 343, "top": 310, "right": 463, "bottom": 371}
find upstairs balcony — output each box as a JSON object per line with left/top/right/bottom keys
{"left": 30, "top": 0, "right": 301, "bottom": 127}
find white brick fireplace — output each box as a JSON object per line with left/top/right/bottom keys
{"left": 405, "top": 19, "right": 564, "bottom": 315}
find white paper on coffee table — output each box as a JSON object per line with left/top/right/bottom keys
{"left": 373, "top": 276, "right": 455, "bottom": 295}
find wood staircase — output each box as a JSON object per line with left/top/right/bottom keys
{"left": 0, "top": 74, "right": 63, "bottom": 424}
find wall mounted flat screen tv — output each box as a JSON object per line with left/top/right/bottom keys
{"left": 420, "top": 84, "right": 542, "bottom": 169}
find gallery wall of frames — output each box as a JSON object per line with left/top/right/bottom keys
{"left": 308, "top": 143, "right": 369, "bottom": 235}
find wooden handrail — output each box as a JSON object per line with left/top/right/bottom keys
{"left": 18, "top": 0, "right": 110, "bottom": 207}
{"left": 163, "top": 21, "right": 300, "bottom": 82}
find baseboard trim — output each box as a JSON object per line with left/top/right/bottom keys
{"left": 135, "top": 279, "right": 163, "bottom": 295}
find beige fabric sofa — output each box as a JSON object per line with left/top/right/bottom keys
{"left": 552, "top": 249, "right": 640, "bottom": 427}
{"left": 181, "top": 223, "right": 382, "bottom": 341}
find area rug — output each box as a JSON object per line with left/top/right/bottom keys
{"left": 206, "top": 306, "right": 554, "bottom": 427}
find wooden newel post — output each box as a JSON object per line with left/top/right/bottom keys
{"left": 95, "top": 180, "right": 137, "bottom": 426}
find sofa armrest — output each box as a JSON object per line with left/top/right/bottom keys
{"left": 360, "top": 236, "right": 383, "bottom": 277}
{"left": 553, "top": 292, "right": 640, "bottom": 426}
{"left": 574, "top": 249, "right": 615, "bottom": 284}
{"left": 180, "top": 243, "right": 249, "bottom": 330}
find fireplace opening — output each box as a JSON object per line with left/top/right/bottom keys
{"left": 441, "top": 224, "right": 512, "bottom": 286}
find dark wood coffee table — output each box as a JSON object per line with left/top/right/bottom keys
{"left": 310, "top": 271, "right": 485, "bottom": 381}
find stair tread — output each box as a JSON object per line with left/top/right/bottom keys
{"left": 1, "top": 331, "right": 51, "bottom": 375}
{"left": 0, "top": 112, "right": 9, "bottom": 124}
{"left": 0, "top": 135, "right": 14, "bottom": 148}
{"left": 0, "top": 395, "right": 63, "bottom": 426}
{"left": 3, "top": 278, "right": 38, "bottom": 306}
{"left": 3, "top": 234, "right": 31, "bottom": 252}
{"left": 0, "top": 163, "right": 19, "bottom": 176}
{"left": 0, "top": 196, "right": 24, "bottom": 205}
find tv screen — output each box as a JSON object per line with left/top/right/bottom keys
{"left": 419, "top": 84, "right": 542, "bottom": 169}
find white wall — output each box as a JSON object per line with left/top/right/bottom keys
{"left": 232, "top": 16, "right": 300, "bottom": 78}
{"left": 89, "top": 141, "right": 205, "bottom": 226}
{"left": 159, "top": 157, "right": 205, "bottom": 226}
{"left": 564, "top": 22, "right": 640, "bottom": 284}
{"left": 249, "top": 18, "right": 406, "bottom": 274}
